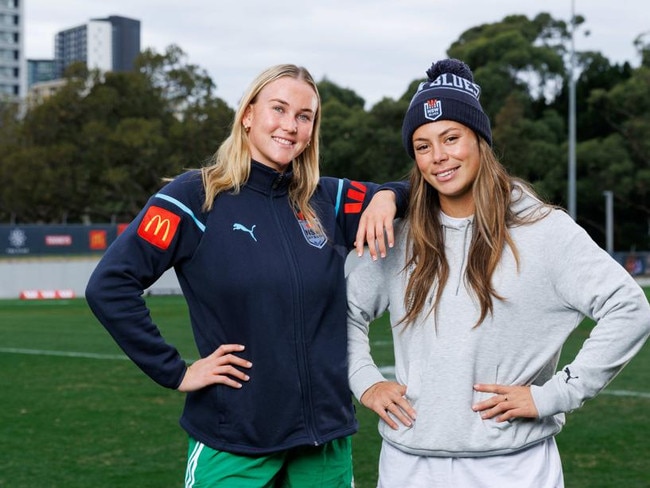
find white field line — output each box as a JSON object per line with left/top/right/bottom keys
{"left": 0, "top": 347, "right": 128, "bottom": 360}
{"left": 1, "top": 347, "right": 648, "bottom": 400}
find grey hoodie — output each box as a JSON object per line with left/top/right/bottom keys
{"left": 347, "top": 188, "right": 650, "bottom": 457}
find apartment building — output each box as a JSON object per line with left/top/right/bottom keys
{"left": 54, "top": 15, "right": 140, "bottom": 78}
{"left": 0, "top": 0, "right": 25, "bottom": 100}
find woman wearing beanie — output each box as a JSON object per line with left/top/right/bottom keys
{"left": 346, "top": 58, "right": 650, "bottom": 487}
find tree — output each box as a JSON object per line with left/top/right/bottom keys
{"left": 586, "top": 66, "right": 650, "bottom": 249}
{"left": 135, "top": 44, "right": 216, "bottom": 110}
{"left": 448, "top": 13, "right": 567, "bottom": 116}
{"left": 0, "top": 46, "right": 234, "bottom": 223}
{"left": 492, "top": 91, "right": 565, "bottom": 202}
{"left": 634, "top": 31, "right": 650, "bottom": 67}
{"left": 358, "top": 97, "right": 412, "bottom": 182}
{"left": 573, "top": 135, "right": 640, "bottom": 249}
{"left": 319, "top": 97, "right": 368, "bottom": 178}
{"left": 318, "top": 78, "right": 365, "bottom": 109}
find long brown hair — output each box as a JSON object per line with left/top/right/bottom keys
{"left": 401, "top": 137, "right": 547, "bottom": 327}
{"left": 200, "top": 64, "right": 323, "bottom": 232}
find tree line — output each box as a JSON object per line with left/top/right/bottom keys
{"left": 0, "top": 13, "right": 648, "bottom": 251}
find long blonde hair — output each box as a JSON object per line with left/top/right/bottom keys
{"left": 402, "top": 137, "right": 547, "bottom": 327}
{"left": 200, "top": 64, "right": 323, "bottom": 231}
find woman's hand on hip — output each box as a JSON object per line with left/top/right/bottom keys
{"left": 472, "top": 384, "right": 539, "bottom": 422}
{"left": 360, "top": 381, "right": 416, "bottom": 430}
{"left": 178, "top": 344, "right": 252, "bottom": 392}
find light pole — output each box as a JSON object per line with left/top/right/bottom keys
{"left": 603, "top": 191, "right": 614, "bottom": 255}
{"left": 568, "top": 0, "right": 577, "bottom": 220}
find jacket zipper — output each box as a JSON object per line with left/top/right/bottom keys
{"left": 270, "top": 175, "right": 320, "bottom": 445}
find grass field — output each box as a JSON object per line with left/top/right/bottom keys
{"left": 0, "top": 294, "right": 648, "bottom": 487}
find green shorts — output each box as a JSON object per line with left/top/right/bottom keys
{"left": 184, "top": 436, "right": 353, "bottom": 488}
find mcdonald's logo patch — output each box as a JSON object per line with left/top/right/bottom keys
{"left": 89, "top": 230, "right": 107, "bottom": 250}
{"left": 137, "top": 206, "right": 181, "bottom": 250}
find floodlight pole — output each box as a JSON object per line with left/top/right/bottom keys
{"left": 603, "top": 191, "right": 614, "bottom": 255}
{"left": 568, "top": 0, "right": 577, "bottom": 220}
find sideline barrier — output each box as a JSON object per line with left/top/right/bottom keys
{"left": 19, "top": 289, "right": 76, "bottom": 300}
{"left": 0, "top": 257, "right": 181, "bottom": 299}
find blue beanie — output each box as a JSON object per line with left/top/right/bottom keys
{"left": 401, "top": 59, "right": 492, "bottom": 159}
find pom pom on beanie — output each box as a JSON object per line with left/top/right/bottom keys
{"left": 401, "top": 58, "right": 492, "bottom": 159}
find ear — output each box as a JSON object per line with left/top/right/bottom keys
{"left": 243, "top": 105, "right": 254, "bottom": 127}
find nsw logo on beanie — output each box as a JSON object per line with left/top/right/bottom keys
{"left": 424, "top": 98, "right": 442, "bottom": 121}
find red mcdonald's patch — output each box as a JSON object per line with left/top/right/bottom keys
{"left": 137, "top": 206, "right": 181, "bottom": 250}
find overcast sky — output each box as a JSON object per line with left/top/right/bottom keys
{"left": 24, "top": 0, "right": 648, "bottom": 108}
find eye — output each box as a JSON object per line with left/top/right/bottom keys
{"left": 414, "top": 142, "right": 430, "bottom": 152}
{"left": 273, "top": 105, "right": 284, "bottom": 113}
{"left": 444, "top": 135, "right": 458, "bottom": 144}
{"left": 298, "top": 113, "right": 312, "bottom": 122}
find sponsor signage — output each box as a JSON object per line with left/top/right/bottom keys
{"left": 45, "top": 235, "right": 73, "bottom": 246}
{"left": 137, "top": 206, "right": 180, "bottom": 250}
{"left": 89, "top": 230, "right": 107, "bottom": 250}
{"left": 614, "top": 252, "right": 648, "bottom": 276}
{"left": 0, "top": 224, "right": 129, "bottom": 257}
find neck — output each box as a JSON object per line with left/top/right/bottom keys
{"left": 439, "top": 197, "right": 474, "bottom": 218}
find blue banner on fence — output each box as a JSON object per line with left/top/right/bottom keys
{"left": 0, "top": 224, "right": 130, "bottom": 257}
{"left": 613, "top": 252, "right": 649, "bottom": 277}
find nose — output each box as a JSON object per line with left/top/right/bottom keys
{"left": 283, "top": 117, "right": 298, "bottom": 133}
{"left": 431, "top": 143, "right": 448, "bottom": 164}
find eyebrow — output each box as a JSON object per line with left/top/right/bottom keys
{"left": 269, "top": 97, "right": 315, "bottom": 114}
{"left": 443, "top": 129, "right": 460, "bottom": 138}
{"left": 418, "top": 125, "right": 462, "bottom": 139}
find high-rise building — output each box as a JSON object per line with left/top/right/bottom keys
{"left": 102, "top": 15, "right": 140, "bottom": 73}
{"left": 54, "top": 15, "right": 140, "bottom": 78}
{"left": 0, "top": 0, "right": 25, "bottom": 100}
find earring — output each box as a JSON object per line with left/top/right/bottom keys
{"left": 243, "top": 125, "right": 250, "bottom": 133}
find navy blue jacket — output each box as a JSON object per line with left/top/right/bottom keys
{"left": 85, "top": 161, "right": 407, "bottom": 455}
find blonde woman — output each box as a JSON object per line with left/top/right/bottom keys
{"left": 86, "top": 64, "right": 407, "bottom": 487}
{"left": 347, "top": 59, "right": 650, "bottom": 488}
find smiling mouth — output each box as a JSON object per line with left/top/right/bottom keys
{"left": 273, "top": 136, "right": 295, "bottom": 146}
{"left": 436, "top": 167, "right": 457, "bottom": 178}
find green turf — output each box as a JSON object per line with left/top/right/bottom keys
{"left": 0, "top": 297, "right": 191, "bottom": 487}
{"left": 0, "top": 294, "right": 648, "bottom": 487}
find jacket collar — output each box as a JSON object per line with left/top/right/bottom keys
{"left": 247, "top": 160, "right": 293, "bottom": 196}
